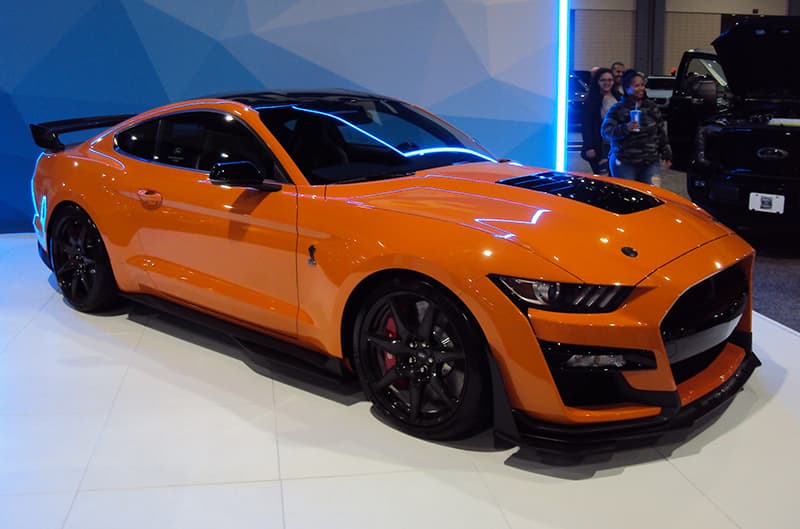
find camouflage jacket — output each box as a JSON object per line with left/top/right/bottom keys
{"left": 601, "top": 97, "right": 672, "bottom": 165}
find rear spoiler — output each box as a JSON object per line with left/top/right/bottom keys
{"left": 29, "top": 114, "right": 136, "bottom": 152}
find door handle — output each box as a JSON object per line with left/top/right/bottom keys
{"left": 137, "top": 189, "right": 163, "bottom": 208}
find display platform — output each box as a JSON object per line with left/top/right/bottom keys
{"left": 1, "top": 233, "right": 797, "bottom": 529}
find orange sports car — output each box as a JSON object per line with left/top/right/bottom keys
{"left": 29, "top": 90, "right": 759, "bottom": 448}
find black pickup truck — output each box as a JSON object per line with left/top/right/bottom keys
{"left": 667, "top": 17, "right": 800, "bottom": 229}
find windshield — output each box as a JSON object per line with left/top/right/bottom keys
{"left": 700, "top": 58, "right": 727, "bottom": 87}
{"left": 685, "top": 57, "right": 728, "bottom": 89}
{"left": 257, "top": 99, "right": 496, "bottom": 184}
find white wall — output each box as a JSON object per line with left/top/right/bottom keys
{"left": 571, "top": 0, "right": 634, "bottom": 10}
{"left": 662, "top": 0, "right": 789, "bottom": 72}
{"left": 574, "top": 0, "right": 787, "bottom": 14}
{"left": 573, "top": 10, "right": 635, "bottom": 70}
{"left": 665, "top": 0, "right": 787, "bottom": 14}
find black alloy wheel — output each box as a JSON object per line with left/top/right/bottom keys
{"left": 49, "top": 205, "right": 118, "bottom": 312}
{"left": 353, "top": 278, "right": 489, "bottom": 440}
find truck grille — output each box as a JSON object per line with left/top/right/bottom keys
{"left": 718, "top": 127, "right": 800, "bottom": 178}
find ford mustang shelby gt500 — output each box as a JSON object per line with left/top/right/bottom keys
{"left": 30, "top": 90, "right": 759, "bottom": 447}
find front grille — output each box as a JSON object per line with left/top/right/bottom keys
{"left": 497, "top": 172, "right": 663, "bottom": 214}
{"left": 718, "top": 128, "right": 799, "bottom": 178}
{"left": 661, "top": 265, "right": 748, "bottom": 363}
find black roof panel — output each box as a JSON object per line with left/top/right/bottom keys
{"left": 207, "top": 89, "right": 394, "bottom": 108}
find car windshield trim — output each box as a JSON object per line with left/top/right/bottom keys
{"left": 256, "top": 98, "right": 496, "bottom": 185}
{"left": 290, "top": 105, "right": 404, "bottom": 156}
{"left": 698, "top": 58, "right": 728, "bottom": 87}
{"left": 402, "top": 146, "right": 496, "bottom": 162}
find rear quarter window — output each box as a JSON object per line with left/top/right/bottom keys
{"left": 116, "top": 120, "right": 158, "bottom": 160}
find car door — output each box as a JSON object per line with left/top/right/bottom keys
{"left": 115, "top": 110, "right": 299, "bottom": 338}
{"left": 667, "top": 52, "right": 727, "bottom": 169}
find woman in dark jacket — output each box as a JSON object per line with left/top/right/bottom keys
{"left": 581, "top": 68, "right": 618, "bottom": 174}
{"left": 601, "top": 69, "right": 672, "bottom": 184}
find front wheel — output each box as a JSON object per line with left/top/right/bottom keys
{"left": 352, "top": 278, "right": 489, "bottom": 440}
{"left": 49, "top": 205, "right": 118, "bottom": 312}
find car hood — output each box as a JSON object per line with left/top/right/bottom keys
{"left": 344, "top": 164, "right": 732, "bottom": 286}
{"left": 713, "top": 17, "right": 800, "bottom": 100}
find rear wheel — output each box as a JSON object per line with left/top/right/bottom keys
{"left": 49, "top": 205, "right": 118, "bottom": 312}
{"left": 353, "top": 278, "right": 489, "bottom": 440}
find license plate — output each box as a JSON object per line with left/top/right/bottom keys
{"left": 748, "top": 192, "right": 785, "bottom": 214}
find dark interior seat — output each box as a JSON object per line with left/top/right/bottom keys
{"left": 288, "top": 115, "right": 349, "bottom": 174}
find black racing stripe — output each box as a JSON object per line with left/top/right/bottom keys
{"left": 497, "top": 172, "right": 663, "bottom": 214}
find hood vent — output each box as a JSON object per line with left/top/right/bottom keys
{"left": 497, "top": 172, "right": 663, "bottom": 214}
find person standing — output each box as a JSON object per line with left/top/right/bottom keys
{"left": 601, "top": 69, "right": 672, "bottom": 184}
{"left": 610, "top": 61, "right": 625, "bottom": 98}
{"left": 581, "top": 68, "right": 618, "bottom": 174}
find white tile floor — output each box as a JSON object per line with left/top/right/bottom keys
{"left": 2, "top": 233, "right": 799, "bottom": 529}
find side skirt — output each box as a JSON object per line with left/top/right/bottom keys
{"left": 121, "top": 293, "right": 357, "bottom": 388}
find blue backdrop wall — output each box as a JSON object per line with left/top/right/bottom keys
{"left": 0, "top": 0, "right": 559, "bottom": 233}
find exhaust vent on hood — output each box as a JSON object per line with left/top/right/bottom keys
{"left": 497, "top": 172, "right": 663, "bottom": 214}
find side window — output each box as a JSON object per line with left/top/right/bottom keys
{"left": 116, "top": 120, "right": 158, "bottom": 160}
{"left": 679, "top": 59, "right": 698, "bottom": 91}
{"left": 149, "top": 112, "right": 278, "bottom": 178}
{"left": 680, "top": 57, "right": 727, "bottom": 103}
{"left": 154, "top": 113, "right": 209, "bottom": 170}
{"left": 681, "top": 58, "right": 726, "bottom": 91}
{"left": 118, "top": 111, "right": 287, "bottom": 180}
{"left": 196, "top": 114, "right": 273, "bottom": 178}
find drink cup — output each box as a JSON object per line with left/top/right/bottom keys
{"left": 629, "top": 109, "right": 641, "bottom": 132}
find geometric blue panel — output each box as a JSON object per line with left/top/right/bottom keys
{"left": 0, "top": 153, "right": 37, "bottom": 234}
{"left": 431, "top": 78, "right": 552, "bottom": 123}
{"left": 14, "top": 0, "right": 169, "bottom": 111}
{"left": 443, "top": 115, "right": 554, "bottom": 170}
{"left": 252, "top": 1, "right": 475, "bottom": 104}
{"left": 0, "top": 91, "right": 31, "bottom": 156}
{"left": 220, "top": 35, "right": 363, "bottom": 92}
{"left": 0, "top": 0, "right": 558, "bottom": 232}
{"left": 432, "top": 76, "right": 555, "bottom": 165}
{"left": 0, "top": 92, "right": 37, "bottom": 233}
{"left": 0, "top": 0, "right": 98, "bottom": 91}
{"left": 123, "top": 1, "right": 222, "bottom": 101}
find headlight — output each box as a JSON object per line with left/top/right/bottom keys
{"left": 490, "top": 274, "right": 632, "bottom": 313}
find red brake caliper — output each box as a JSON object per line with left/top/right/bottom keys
{"left": 383, "top": 316, "right": 408, "bottom": 389}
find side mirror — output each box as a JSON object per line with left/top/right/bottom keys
{"left": 209, "top": 161, "right": 281, "bottom": 192}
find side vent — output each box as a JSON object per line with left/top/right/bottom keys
{"left": 498, "top": 172, "right": 663, "bottom": 214}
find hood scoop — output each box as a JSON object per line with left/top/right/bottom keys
{"left": 497, "top": 172, "right": 663, "bottom": 214}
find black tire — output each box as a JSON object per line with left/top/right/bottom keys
{"left": 352, "top": 277, "right": 489, "bottom": 440}
{"left": 48, "top": 205, "right": 118, "bottom": 312}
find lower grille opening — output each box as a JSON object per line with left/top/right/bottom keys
{"left": 548, "top": 371, "right": 628, "bottom": 407}
{"left": 540, "top": 341, "right": 656, "bottom": 407}
{"left": 670, "top": 342, "right": 726, "bottom": 385}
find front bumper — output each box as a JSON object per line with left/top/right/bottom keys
{"left": 502, "top": 342, "right": 759, "bottom": 452}
{"left": 487, "top": 231, "right": 757, "bottom": 450}
{"left": 688, "top": 163, "right": 800, "bottom": 229}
